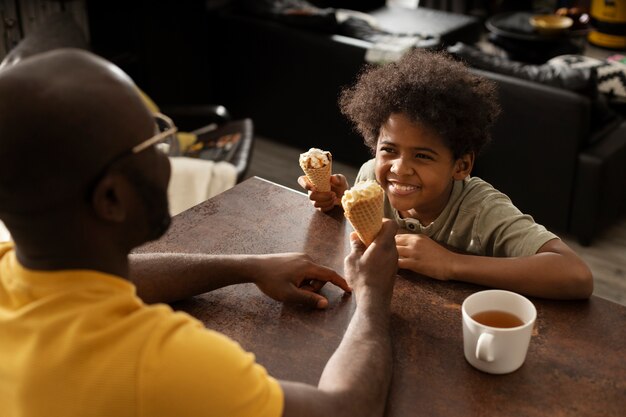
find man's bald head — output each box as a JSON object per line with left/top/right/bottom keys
{"left": 0, "top": 48, "right": 155, "bottom": 214}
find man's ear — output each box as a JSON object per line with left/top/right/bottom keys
{"left": 453, "top": 152, "right": 475, "bottom": 180}
{"left": 91, "top": 174, "right": 127, "bottom": 222}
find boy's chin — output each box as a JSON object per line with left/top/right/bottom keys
{"left": 388, "top": 196, "right": 418, "bottom": 213}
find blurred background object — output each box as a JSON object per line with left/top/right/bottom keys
{"left": 588, "top": 0, "right": 626, "bottom": 49}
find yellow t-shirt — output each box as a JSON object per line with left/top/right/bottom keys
{"left": 0, "top": 242, "right": 283, "bottom": 417}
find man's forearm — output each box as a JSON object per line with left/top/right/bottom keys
{"left": 280, "top": 293, "right": 393, "bottom": 417}
{"left": 128, "top": 253, "right": 259, "bottom": 303}
{"left": 318, "top": 291, "right": 393, "bottom": 417}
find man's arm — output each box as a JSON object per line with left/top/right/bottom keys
{"left": 280, "top": 220, "right": 398, "bottom": 417}
{"left": 128, "top": 252, "right": 350, "bottom": 307}
{"left": 396, "top": 235, "right": 593, "bottom": 299}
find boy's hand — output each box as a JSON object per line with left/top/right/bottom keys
{"left": 395, "top": 233, "right": 456, "bottom": 280}
{"left": 298, "top": 174, "right": 349, "bottom": 212}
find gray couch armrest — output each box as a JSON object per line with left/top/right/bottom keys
{"left": 570, "top": 121, "right": 626, "bottom": 245}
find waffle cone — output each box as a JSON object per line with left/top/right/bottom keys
{"left": 343, "top": 192, "right": 384, "bottom": 246}
{"left": 300, "top": 160, "right": 332, "bottom": 192}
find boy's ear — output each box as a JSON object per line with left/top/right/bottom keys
{"left": 453, "top": 152, "right": 475, "bottom": 180}
{"left": 91, "top": 174, "right": 128, "bottom": 222}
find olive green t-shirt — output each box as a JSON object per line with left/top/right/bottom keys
{"left": 356, "top": 159, "right": 557, "bottom": 257}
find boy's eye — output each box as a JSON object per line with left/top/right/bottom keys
{"left": 380, "top": 146, "right": 396, "bottom": 154}
{"left": 415, "top": 153, "right": 433, "bottom": 160}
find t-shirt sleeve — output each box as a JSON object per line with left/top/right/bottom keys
{"left": 355, "top": 159, "right": 376, "bottom": 184}
{"left": 474, "top": 193, "right": 558, "bottom": 257}
{"left": 139, "top": 313, "right": 283, "bottom": 417}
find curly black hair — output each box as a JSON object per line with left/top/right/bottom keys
{"left": 339, "top": 49, "right": 501, "bottom": 159}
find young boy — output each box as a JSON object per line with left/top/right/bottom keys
{"left": 299, "top": 49, "right": 593, "bottom": 300}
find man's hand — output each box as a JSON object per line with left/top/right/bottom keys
{"left": 395, "top": 233, "right": 456, "bottom": 280}
{"left": 298, "top": 174, "right": 349, "bottom": 212}
{"left": 345, "top": 219, "right": 398, "bottom": 300}
{"left": 281, "top": 220, "right": 399, "bottom": 417}
{"left": 253, "top": 253, "right": 350, "bottom": 309}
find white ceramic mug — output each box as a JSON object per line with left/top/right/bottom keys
{"left": 461, "top": 290, "right": 537, "bottom": 374}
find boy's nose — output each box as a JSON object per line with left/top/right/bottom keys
{"left": 390, "top": 157, "right": 414, "bottom": 176}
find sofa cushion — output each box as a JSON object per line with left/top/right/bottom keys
{"left": 447, "top": 42, "right": 596, "bottom": 95}
{"left": 548, "top": 54, "right": 626, "bottom": 102}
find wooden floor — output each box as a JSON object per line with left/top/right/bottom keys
{"left": 246, "top": 136, "right": 626, "bottom": 306}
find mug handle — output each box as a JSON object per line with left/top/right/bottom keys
{"left": 476, "top": 332, "right": 495, "bottom": 362}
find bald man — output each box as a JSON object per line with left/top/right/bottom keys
{"left": 0, "top": 49, "right": 398, "bottom": 417}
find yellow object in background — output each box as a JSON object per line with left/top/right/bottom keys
{"left": 588, "top": 0, "right": 626, "bottom": 49}
{"left": 135, "top": 87, "right": 198, "bottom": 153}
{"left": 136, "top": 88, "right": 160, "bottom": 113}
{"left": 176, "top": 132, "right": 197, "bottom": 153}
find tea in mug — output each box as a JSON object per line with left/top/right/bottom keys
{"left": 471, "top": 310, "right": 524, "bottom": 328}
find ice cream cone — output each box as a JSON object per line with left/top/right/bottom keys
{"left": 299, "top": 148, "right": 332, "bottom": 192}
{"left": 341, "top": 180, "right": 384, "bottom": 246}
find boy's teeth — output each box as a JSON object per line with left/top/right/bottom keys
{"left": 392, "top": 183, "right": 416, "bottom": 191}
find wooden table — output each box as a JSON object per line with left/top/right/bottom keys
{"left": 137, "top": 177, "right": 626, "bottom": 417}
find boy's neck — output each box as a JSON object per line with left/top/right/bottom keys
{"left": 399, "top": 179, "right": 458, "bottom": 226}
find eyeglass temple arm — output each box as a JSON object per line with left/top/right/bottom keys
{"left": 131, "top": 127, "right": 179, "bottom": 154}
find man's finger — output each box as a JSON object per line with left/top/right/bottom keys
{"left": 365, "top": 219, "right": 398, "bottom": 251}
{"left": 290, "top": 288, "right": 329, "bottom": 309}
{"left": 378, "top": 219, "right": 399, "bottom": 240}
{"left": 305, "top": 265, "right": 351, "bottom": 292}
{"left": 310, "top": 279, "right": 326, "bottom": 292}
{"left": 349, "top": 231, "right": 366, "bottom": 252}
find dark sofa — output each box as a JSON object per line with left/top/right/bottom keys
{"left": 469, "top": 69, "right": 626, "bottom": 245}
{"left": 206, "top": 6, "right": 626, "bottom": 245}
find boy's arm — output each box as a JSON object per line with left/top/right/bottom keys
{"left": 396, "top": 235, "right": 593, "bottom": 299}
{"left": 450, "top": 238, "right": 592, "bottom": 299}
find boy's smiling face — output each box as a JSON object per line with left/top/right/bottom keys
{"left": 374, "top": 113, "right": 473, "bottom": 225}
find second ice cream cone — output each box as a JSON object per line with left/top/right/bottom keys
{"left": 341, "top": 180, "right": 384, "bottom": 246}
{"left": 299, "top": 148, "right": 332, "bottom": 192}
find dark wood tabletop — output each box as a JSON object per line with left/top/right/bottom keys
{"left": 136, "top": 176, "right": 626, "bottom": 417}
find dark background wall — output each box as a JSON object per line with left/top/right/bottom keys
{"left": 86, "top": 0, "right": 215, "bottom": 106}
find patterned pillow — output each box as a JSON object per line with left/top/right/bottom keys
{"left": 548, "top": 54, "right": 626, "bottom": 102}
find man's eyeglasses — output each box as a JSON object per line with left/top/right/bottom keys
{"left": 86, "top": 112, "right": 178, "bottom": 198}
{"left": 102, "top": 112, "right": 178, "bottom": 170}
{"left": 135, "top": 112, "right": 179, "bottom": 155}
